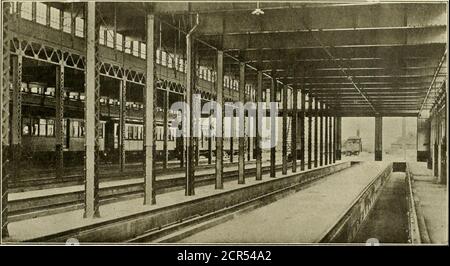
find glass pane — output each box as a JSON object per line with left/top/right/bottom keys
{"left": 39, "top": 119, "right": 47, "bottom": 136}
{"left": 132, "top": 41, "right": 139, "bottom": 57}
{"left": 20, "top": 2, "right": 33, "bottom": 20}
{"left": 124, "top": 37, "right": 132, "bottom": 54}
{"left": 116, "top": 33, "right": 123, "bottom": 51}
{"left": 99, "top": 26, "right": 106, "bottom": 45}
{"left": 36, "top": 3, "right": 47, "bottom": 25}
{"left": 106, "top": 29, "right": 114, "bottom": 48}
{"left": 140, "top": 43, "right": 146, "bottom": 59}
{"left": 75, "top": 17, "right": 84, "bottom": 37}
{"left": 63, "top": 11, "right": 71, "bottom": 33}
{"left": 22, "top": 117, "right": 31, "bottom": 136}
{"left": 50, "top": 7, "right": 60, "bottom": 29}
{"left": 47, "top": 119, "right": 54, "bottom": 136}
{"left": 33, "top": 119, "right": 39, "bottom": 136}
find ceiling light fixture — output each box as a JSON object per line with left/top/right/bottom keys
{"left": 251, "top": 2, "right": 264, "bottom": 15}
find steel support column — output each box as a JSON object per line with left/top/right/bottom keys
{"left": 230, "top": 109, "right": 234, "bottom": 163}
{"left": 215, "top": 51, "right": 224, "bottom": 189}
{"left": 84, "top": 2, "right": 100, "bottom": 218}
{"left": 282, "top": 84, "right": 288, "bottom": 175}
{"left": 291, "top": 86, "right": 298, "bottom": 173}
{"left": 256, "top": 70, "right": 263, "bottom": 180}
{"left": 299, "top": 89, "right": 305, "bottom": 171}
{"left": 270, "top": 77, "right": 276, "bottom": 177}
{"left": 163, "top": 89, "right": 169, "bottom": 169}
{"left": 144, "top": 13, "right": 156, "bottom": 204}
{"left": 319, "top": 103, "right": 324, "bottom": 166}
{"left": 375, "top": 116, "right": 383, "bottom": 161}
{"left": 185, "top": 25, "right": 195, "bottom": 196}
{"left": 238, "top": 63, "right": 245, "bottom": 184}
{"left": 324, "top": 104, "right": 329, "bottom": 165}
{"left": 55, "top": 62, "right": 64, "bottom": 179}
{"left": 313, "top": 97, "right": 318, "bottom": 168}
{"left": 328, "top": 110, "right": 333, "bottom": 164}
{"left": 333, "top": 116, "right": 337, "bottom": 163}
{"left": 119, "top": 77, "right": 126, "bottom": 172}
{"left": 208, "top": 110, "right": 212, "bottom": 165}
{"left": 11, "top": 55, "right": 22, "bottom": 180}
{"left": 307, "top": 93, "right": 312, "bottom": 169}
{"left": 2, "top": 2, "right": 11, "bottom": 237}
{"left": 336, "top": 116, "right": 342, "bottom": 161}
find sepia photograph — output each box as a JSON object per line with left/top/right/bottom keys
{"left": 0, "top": 0, "right": 448, "bottom": 250}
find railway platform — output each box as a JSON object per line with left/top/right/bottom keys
{"left": 408, "top": 162, "right": 448, "bottom": 244}
{"left": 5, "top": 161, "right": 348, "bottom": 243}
{"left": 177, "top": 162, "right": 390, "bottom": 243}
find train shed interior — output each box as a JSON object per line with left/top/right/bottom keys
{"left": 0, "top": 1, "right": 448, "bottom": 245}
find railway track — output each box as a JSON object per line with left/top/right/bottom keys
{"left": 10, "top": 160, "right": 256, "bottom": 192}
{"left": 8, "top": 161, "right": 287, "bottom": 222}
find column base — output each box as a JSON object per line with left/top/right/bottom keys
{"left": 375, "top": 151, "right": 383, "bottom": 161}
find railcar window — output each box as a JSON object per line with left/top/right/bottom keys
{"left": 132, "top": 41, "right": 140, "bottom": 57}
{"left": 50, "top": 7, "right": 60, "bottom": 29}
{"left": 138, "top": 126, "right": 143, "bottom": 140}
{"left": 71, "top": 121, "right": 79, "bottom": 137}
{"left": 32, "top": 118, "right": 39, "bottom": 136}
{"left": 79, "top": 122, "right": 85, "bottom": 137}
{"left": 106, "top": 29, "right": 115, "bottom": 48}
{"left": 140, "top": 43, "right": 146, "bottom": 59}
{"left": 99, "top": 25, "right": 106, "bottom": 45}
{"left": 22, "top": 117, "right": 31, "bottom": 136}
{"left": 47, "top": 119, "right": 55, "bottom": 136}
{"left": 36, "top": 3, "right": 47, "bottom": 25}
{"left": 116, "top": 33, "right": 123, "bottom": 51}
{"left": 45, "top": 87, "right": 55, "bottom": 96}
{"left": 63, "top": 11, "right": 71, "bottom": 33}
{"left": 128, "top": 125, "right": 133, "bottom": 139}
{"left": 124, "top": 37, "right": 132, "bottom": 54}
{"left": 63, "top": 119, "right": 67, "bottom": 136}
{"left": 75, "top": 17, "right": 84, "bottom": 37}
{"left": 30, "top": 86, "right": 44, "bottom": 94}
{"left": 21, "top": 82, "right": 28, "bottom": 92}
{"left": 20, "top": 2, "right": 33, "bottom": 21}
{"left": 39, "top": 119, "right": 47, "bottom": 136}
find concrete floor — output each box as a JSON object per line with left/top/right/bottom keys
{"left": 409, "top": 162, "right": 448, "bottom": 244}
{"left": 178, "top": 162, "right": 388, "bottom": 243}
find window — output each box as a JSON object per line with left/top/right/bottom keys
{"left": 132, "top": 41, "right": 139, "bottom": 57}
{"left": 138, "top": 126, "right": 143, "bottom": 140}
{"left": 39, "top": 119, "right": 47, "bottom": 136}
{"left": 36, "top": 2, "right": 47, "bottom": 25}
{"left": 22, "top": 117, "right": 31, "bottom": 136}
{"left": 32, "top": 118, "right": 39, "bottom": 136}
{"left": 116, "top": 33, "right": 123, "bottom": 51}
{"left": 71, "top": 120, "right": 79, "bottom": 137}
{"left": 75, "top": 17, "right": 84, "bottom": 37}
{"left": 133, "top": 126, "right": 138, "bottom": 140}
{"left": 63, "top": 119, "right": 67, "bottom": 136}
{"left": 50, "top": 7, "right": 60, "bottom": 29}
{"left": 47, "top": 119, "right": 54, "bottom": 136}
{"left": 99, "top": 26, "right": 106, "bottom": 45}
{"left": 79, "top": 121, "right": 85, "bottom": 137}
{"left": 99, "top": 123, "right": 104, "bottom": 138}
{"left": 20, "top": 2, "right": 33, "bottom": 20}
{"left": 63, "top": 11, "right": 71, "bottom": 33}
{"left": 127, "top": 125, "right": 133, "bottom": 139}
{"left": 124, "top": 37, "right": 132, "bottom": 54}
{"left": 140, "top": 43, "right": 146, "bottom": 59}
{"left": 161, "top": 51, "right": 167, "bottom": 66}
{"left": 106, "top": 29, "right": 114, "bottom": 48}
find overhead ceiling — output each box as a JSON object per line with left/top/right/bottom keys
{"left": 55, "top": 1, "right": 448, "bottom": 117}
